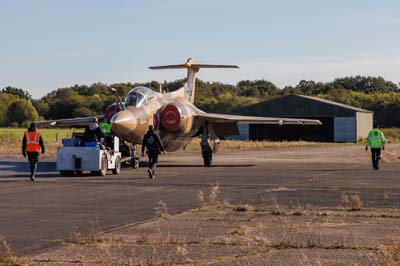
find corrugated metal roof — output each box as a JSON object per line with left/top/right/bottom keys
{"left": 294, "top": 94, "right": 372, "bottom": 113}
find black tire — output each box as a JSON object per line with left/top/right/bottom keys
{"left": 98, "top": 154, "right": 108, "bottom": 176}
{"left": 131, "top": 158, "right": 139, "bottom": 169}
{"left": 112, "top": 157, "right": 121, "bottom": 175}
{"left": 60, "top": 170, "right": 74, "bottom": 176}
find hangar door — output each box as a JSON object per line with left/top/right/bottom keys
{"left": 334, "top": 117, "right": 356, "bottom": 142}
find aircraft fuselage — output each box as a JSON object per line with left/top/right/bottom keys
{"left": 110, "top": 87, "right": 203, "bottom": 152}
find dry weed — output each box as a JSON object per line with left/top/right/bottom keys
{"left": 0, "top": 237, "right": 32, "bottom": 266}
{"left": 196, "top": 183, "right": 222, "bottom": 209}
{"left": 383, "top": 191, "right": 392, "bottom": 206}
{"left": 184, "top": 139, "right": 338, "bottom": 152}
{"left": 197, "top": 190, "right": 205, "bottom": 206}
{"left": 378, "top": 241, "right": 400, "bottom": 266}
{"left": 340, "top": 193, "right": 363, "bottom": 211}
{"left": 71, "top": 219, "right": 113, "bottom": 245}
{"left": 382, "top": 149, "right": 400, "bottom": 163}
{"left": 154, "top": 200, "right": 170, "bottom": 218}
{"left": 176, "top": 244, "right": 189, "bottom": 257}
{"left": 299, "top": 250, "right": 323, "bottom": 266}
{"left": 349, "top": 194, "right": 363, "bottom": 211}
{"left": 231, "top": 226, "right": 249, "bottom": 237}
{"left": 209, "top": 182, "right": 221, "bottom": 205}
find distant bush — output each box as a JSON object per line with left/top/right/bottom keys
{"left": 10, "top": 122, "right": 18, "bottom": 128}
{"left": 6, "top": 100, "right": 39, "bottom": 127}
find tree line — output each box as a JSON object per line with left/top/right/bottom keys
{"left": 1, "top": 76, "right": 399, "bottom": 128}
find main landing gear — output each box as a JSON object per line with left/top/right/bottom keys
{"left": 130, "top": 144, "right": 140, "bottom": 169}
{"left": 201, "top": 126, "right": 212, "bottom": 167}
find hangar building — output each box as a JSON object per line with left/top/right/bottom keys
{"left": 236, "top": 94, "right": 373, "bottom": 143}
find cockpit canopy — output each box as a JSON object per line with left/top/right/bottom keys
{"left": 124, "top": 86, "right": 155, "bottom": 108}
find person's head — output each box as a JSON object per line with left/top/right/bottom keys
{"left": 148, "top": 125, "right": 154, "bottom": 131}
{"left": 29, "top": 122, "right": 36, "bottom": 130}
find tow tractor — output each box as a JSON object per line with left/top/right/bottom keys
{"left": 57, "top": 134, "right": 126, "bottom": 176}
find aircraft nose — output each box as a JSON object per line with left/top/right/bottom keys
{"left": 111, "top": 110, "right": 137, "bottom": 138}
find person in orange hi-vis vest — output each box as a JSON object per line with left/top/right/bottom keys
{"left": 22, "top": 122, "right": 45, "bottom": 182}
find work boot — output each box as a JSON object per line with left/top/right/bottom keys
{"left": 147, "top": 169, "right": 154, "bottom": 179}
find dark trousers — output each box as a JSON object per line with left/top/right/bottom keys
{"left": 27, "top": 152, "right": 39, "bottom": 177}
{"left": 147, "top": 150, "right": 159, "bottom": 171}
{"left": 370, "top": 148, "right": 381, "bottom": 167}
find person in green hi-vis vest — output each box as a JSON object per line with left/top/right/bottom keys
{"left": 365, "top": 122, "right": 386, "bottom": 170}
{"left": 100, "top": 121, "right": 111, "bottom": 134}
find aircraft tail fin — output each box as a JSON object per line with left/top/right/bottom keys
{"left": 149, "top": 58, "right": 239, "bottom": 103}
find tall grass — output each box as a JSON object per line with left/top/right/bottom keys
{"left": 0, "top": 128, "right": 77, "bottom": 142}
{"left": 184, "top": 139, "right": 341, "bottom": 152}
{"left": 0, "top": 128, "right": 80, "bottom": 158}
{"left": 381, "top": 128, "right": 400, "bottom": 144}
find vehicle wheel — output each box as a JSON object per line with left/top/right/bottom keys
{"left": 76, "top": 170, "right": 83, "bottom": 176}
{"left": 131, "top": 158, "right": 139, "bottom": 169}
{"left": 112, "top": 157, "right": 121, "bottom": 174}
{"left": 98, "top": 154, "right": 108, "bottom": 176}
{"left": 60, "top": 170, "right": 74, "bottom": 176}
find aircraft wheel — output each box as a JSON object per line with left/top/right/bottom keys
{"left": 131, "top": 158, "right": 139, "bottom": 169}
{"left": 98, "top": 154, "right": 108, "bottom": 176}
{"left": 112, "top": 157, "right": 121, "bottom": 174}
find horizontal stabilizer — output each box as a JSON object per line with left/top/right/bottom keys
{"left": 149, "top": 58, "right": 239, "bottom": 70}
{"left": 149, "top": 58, "right": 239, "bottom": 103}
{"left": 149, "top": 64, "right": 239, "bottom": 70}
{"left": 149, "top": 64, "right": 187, "bottom": 70}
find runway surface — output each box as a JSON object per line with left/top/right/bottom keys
{"left": 0, "top": 145, "right": 399, "bottom": 255}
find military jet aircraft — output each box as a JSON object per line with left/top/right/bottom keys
{"left": 37, "top": 58, "right": 322, "bottom": 166}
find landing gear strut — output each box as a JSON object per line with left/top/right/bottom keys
{"left": 130, "top": 144, "right": 140, "bottom": 169}
{"left": 201, "top": 125, "right": 212, "bottom": 167}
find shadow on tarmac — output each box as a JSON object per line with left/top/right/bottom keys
{"left": 0, "top": 161, "right": 56, "bottom": 174}
{"left": 158, "top": 164, "right": 255, "bottom": 168}
{"left": 0, "top": 160, "right": 255, "bottom": 181}
{"left": 138, "top": 161, "right": 255, "bottom": 168}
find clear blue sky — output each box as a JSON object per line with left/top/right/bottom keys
{"left": 1, "top": 0, "right": 399, "bottom": 99}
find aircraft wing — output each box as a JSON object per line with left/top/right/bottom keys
{"left": 34, "top": 115, "right": 105, "bottom": 127}
{"left": 194, "top": 113, "right": 322, "bottom": 138}
{"left": 195, "top": 113, "right": 322, "bottom": 125}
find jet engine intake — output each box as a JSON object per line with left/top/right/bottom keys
{"left": 105, "top": 103, "right": 123, "bottom": 122}
{"left": 160, "top": 103, "right": 192, "bottom": 133}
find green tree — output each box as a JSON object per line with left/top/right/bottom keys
{"left": 331, "top": 76, "right": 398, "bottom": 93}
{"left": 6, "top": 100, "right": 39, "bottom": 126}
{"left": 32, "top": 99, "right": 49, "bottom": 119}
{"left": 1, "top": 86, "right": 32, "bottom": 100}
{"left": 0, "top": 93, "right": 19, "bottom": 125}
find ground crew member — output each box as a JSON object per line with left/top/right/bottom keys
{"left": 365, "top": 122, "right": 385, "bottom": 170}
{"left": 100, "top": 120, "right": 111, "bottom": 135}
{"left": 100, "top": 118, "right": 113, "bottom": 148}
{"left": 141, "top": 125, "right": 165, "bottom": 179}
{"left": 22, "top": 122, "right": 45, "bottom": 182}
{"left": 83, "top": 119, "right": 106, "bottom": 145}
